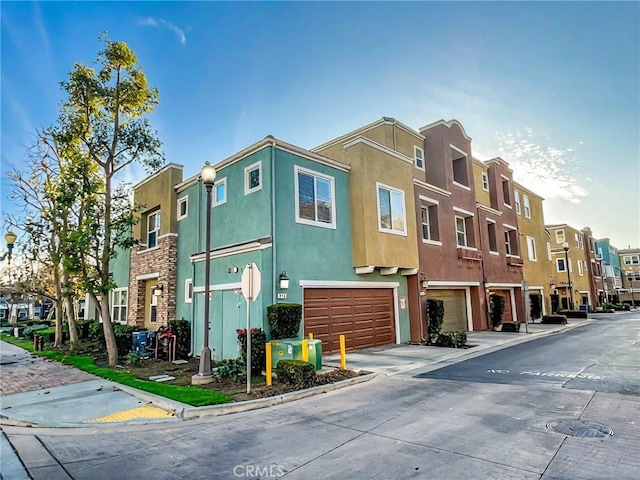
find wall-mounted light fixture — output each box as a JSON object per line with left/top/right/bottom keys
{"left": 420, "top": 276, "right": 429, "bottom": 289}
{"left": 279, "top": 271, "right": 290, "bottom": 290}
{"left": 153, "top": 285, "right": 163, "bottom": 297}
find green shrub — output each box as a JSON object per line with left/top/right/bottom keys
{"left": 237, "top": 328, "right": 266, "bottom": 375}
{"left": 76, "top": 320, "right": 93, "bottom": 340}
{"left": 214, "top": 358, "right": 244, "bottom": 381}
{"left": 267, "top": 304, "right": 302, "bottom": 339}
{"left": 434, "top": 332, "right": 467, "bottom": 348}
{"left": 489, "top": 294, "right": 506, "bottom": 328}
{"left": 126, "top": 351, "right": 142, "bottom": 366}
{"left": 169, "top": 319, "right": 191, "bottom": 359}
{"left": 88, "top": 322, "right": 104, "bottom": 342}
{"left": 501, "top": 322, "right": 521, "bottom": 332}
{"left": 426, "top": 299, "right": 445, "bottom": 345}
{"left": 275, "top": 359, "right": 316, "bottom": 388}
{"left": 558, "top": 310, "right": 588, "bottom": 319}
{"left": 113, "top": 324, "right": 136, "bottom": 357}
{"left": 541, "top": 314, "right": 567, "bottom": 324}
{"left": 23, "top": 324, "right": 49, "bottom": 339}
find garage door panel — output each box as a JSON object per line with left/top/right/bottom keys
{"left": 429, "top": 290, "right": 468, "bottom": 332}
{"left": 304, "top": 288, "right": 395, "bottom": 354}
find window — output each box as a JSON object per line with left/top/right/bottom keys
{"left": 295, "top": 166, "right": 336, "bottom": 228}
{"left": 556, "top": 258, "right": 567, "bottom": 273}
{"left": 244, "top": 161, "right": 262, "bottom": 195}
{"left": 150, "top": 291, "right": 157, "bottom": 324}
{"left": 526, "top": 236, "right": 537, "bottom": 261}
{"left": 184, "top": 279, "right": 193, "bottom": 303}
{"left": 110, "top": 288, "right": 128, "bottom": 323}
{"left": 514, "top": 190, "right": 521, "bottom": 214}
{"left": 504, "top": 227, "right": 519, "bottom": 256}
{"left": 555, "top": 229, "right": 565, "bottom": 244}
{"left": 177, "top": 196, "right": 188, "bottom": 220}
{"left": 420, "top": 197, "right": 440, "bottom": 243}
{"left": 147, "top": 211, "right": 160, "bottom": 248}
{"left": 0, "top": 309, "right": 5, "bottom": 320}
{"left": 487, "top": 221, "right": 498, "bottom": 252}
{"left": 578, "top": 260, "right": 584, "bottom": 276}
{"left": 77, "top": 299, "right": 86, "bottom": 320}
{"left": 502, "top": 177, "right": 511, "bottom": 206}
{"left": 574, "top": 233, "right": 580, "bottom": 248}
{"left": 213, "top": 177, "right": 227, "bottom": 206}
{"left": 378, "top": 183, "right": 406, "bottom": 235}
{"left": 623, "top": 255, "right": 640, "bottom": 265}
{"left": 414, "top": 146, "right": 425, "bottom": 171}
{"left": 597, "top": 247, "right": 603, "bottom": 259}
{"left": 481, "top": 172, "right": 489, "bottom": 192}
{"left": 523, "top": 195, "right": 531, "bottom": 219}
{"left": 455, "top": 216, "right": 468, "bottom": 247}
{"left": 451, "top": 146, "right": 469, "bottom": 187}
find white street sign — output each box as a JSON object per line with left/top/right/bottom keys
{"left": 241, "top": 263, "right": 261, "bottom": 301}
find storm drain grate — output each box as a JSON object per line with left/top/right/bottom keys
{"left": 547, "top": 419, "right": 613, "bottom": 438}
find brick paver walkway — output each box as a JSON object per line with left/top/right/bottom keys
{"left": 0, "top": 340, "right": 97, "bottom": 395}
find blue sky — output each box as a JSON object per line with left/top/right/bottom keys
{"left": 1, "top": 1, "right": 638, "bottom": 249}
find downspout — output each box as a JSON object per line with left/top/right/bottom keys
{"left": 270, "top": 140, "right": 277, "bottom": 305}
{"left": 476, "top": 204, "right": 491, "bottom": 330}
{"left": 190, "top": 177, "right": 203, "bottom": 356}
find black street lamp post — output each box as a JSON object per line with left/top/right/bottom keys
{"left": 192, "top": 161, "right": 216, "bottom": 385}
{"left": 562, "top": 242, "right": 574, "bottom": 310}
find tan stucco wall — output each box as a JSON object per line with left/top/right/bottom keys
{"left": 133, "top": 165, "right": 183, "bottom": 240}
{"left": 547, "top": 224, "right": 592, "bottom": 304}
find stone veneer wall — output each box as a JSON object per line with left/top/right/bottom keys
{"left": 128, "top": 234, "right": 178, "bottom": 328}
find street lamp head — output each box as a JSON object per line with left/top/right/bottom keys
{"left": 201, "top": 161, "right": 217, "bottom": 186}
{"left": 5, "top": 231, "right": 17, "bottom": 247}
{"left": 562, "top": 242, "right": 569, "bottom": 252}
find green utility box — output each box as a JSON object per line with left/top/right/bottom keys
{"left": 269, "top": 338, "right": 323, "bottom": 371}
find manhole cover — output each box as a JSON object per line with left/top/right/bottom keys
{"left": 547, "top": 419, "right": 613, "bottom": 438}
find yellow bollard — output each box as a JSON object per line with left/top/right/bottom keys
{"left": 340, "top": 334, "right": 346, "bottom": 370}
{"left": 301, "top": 339, "right": 309, "bottom": 362}
{"left": 308, "top": 333, "right": 313, "bottom": 339}
{"left": 266, "top": 342, "right": 272, "bottom": 386}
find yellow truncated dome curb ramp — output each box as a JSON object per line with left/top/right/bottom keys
{"left": 85, "top": 405, "right": 175, "bottom": 423}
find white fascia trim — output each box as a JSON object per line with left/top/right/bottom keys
{"left": 428, "top": 281, "right": 480, "bottom": 287}
{"left": 452, "top": 181, "right": 472, "bottom": 191}
{"left": 385, "top": 118, "right": 425, "bottom": 140}
{"left": 312, "top": 118, "right": 388, "bottom": 152}
{"left": 486, "top": 218, "right": 497, "bottom": 224}
{"left": 503, "top": 223, "right": 518, "bottom": 230}
{"left": 422, "top": 239, "right": 443, "bottom": 246}
{"left": 489, "top": 251, "right": 500, "bottom": 256}
{"left": 191, "top": 241, "right": 272, "bottom": 262}
{"left": 400, "top": 268, "right": 418, "bottom": 276}
{"left": 453, "top": 206, "right": 475, "bottom": 217}
{"left": 193, "top": 282, "right": 242, "bottom": 293}
{"left": 413, "top": 179, "right": 452, "bottom": 197}
{"left": 355, "top": 266, "right": 375, "bottom": 274}
{"left": 503, "top": 203, "right": 513, "bottom": 209}
{"left": 276, "top": 142, "right": 351, "bottom": 172}
{"left": 477, "top": 203, "right": 503, "bottom": 216}
{"left": 419, "top": 194, "right": 439, "bottom": 205}
{"left": 137, "top": 245, "right": 160, "bottom": 255}
{"left": 527, "top": 286, "right": 544, "bottom": 291}
{"left": 450, "top": 144, "right": 467, "bottom": 157}
{"left": 500, "top": 174, "right": 510, "bottom": 181}
{"left": 343, "top": 136, "right": 414, "bottom": 164}
{"left": 136, "top": 272, "right": 159, "bottom": 281}
{"left": 458, "top": 246, "right": 479, "bottom": 251}
{"left": 485, "top": 282, "right": 522, "bottom": 288}
{"left": 380, "top": 267, "right": 399, "bottom": 275}
{"left": 419, "top": 119, "right": 472, "bottom": 141}
{"left": 300, "top": 280, "right": 400, "bottom": 288}
{"left": 159, "top": 233, "right": 179, "bottom": 239}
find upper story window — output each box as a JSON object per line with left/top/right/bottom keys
{"left": 481, "top": 172, "right": 489, "bottom": 192}
{"left": 577, "top": 260, "right": 584, "bottom": 276}
{"left": 377, "top": 183, "right": 406, "bottom": 235}
{"left": 487, "top": 220, "right": 498, "bottom": 253}
{"left": 184, "top": 279, "right": 193, "bottom": 304}
{"left": 547, "top": 242, "right": 552, "bottom": 261}
{"left": 213, "top": 177, "right": 227, "bottom": 207}
{"left": 451, "top": 145, "right": 469, "bottom": 188}
{"left": 420, "top": 197, "right": 440, "bottom": 243}
{"left": 523, "top": 195, "right": 531, "bottom": 219}
{"left": 414, "top": 146, "right": 425, "bottom": 171}
{"left": 501, "top": 176, "right": 511, "bottom": 207}
{"left": 623, "top": 255, "right": 640, "bottom": 265}
{"left": 574, "top": 232, "right": 583, "bottom": 249}
{"left": 244, "top": 161, "right": 262, "bottom": 195}
{"left": 295, "top": 166, "right": 336, "bottom": 229}
{"left": 147, "top": 211, "right": 160, "bottom": 248}
{"left": 556, "top": 258, "right": 567, "bottom": 273}
{"left": 555, "top": 229, "right": 565, "bottom": 244}
{"left": 177, "top": 196, "right": 188, "bottom": 221}
{"left": 455, "top": 216, "right": 468, "bottom": 247}
{"left": 514, "top": 190, "right": 521, "bottom": 214}
{"left": 526, "top": 236, "right": 537, "bottom": 261}
{"left": 504, "top": 225, "right": 519, "bottom": 256}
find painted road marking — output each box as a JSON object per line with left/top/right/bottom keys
{"left": 486, "top": 369, "right": 602, "bottom": 380}
{"left": 487, "top": 369, "right": 510, "bottom": 374}
{"left": 85, "top": 405, "right": 175, "bottom": 423}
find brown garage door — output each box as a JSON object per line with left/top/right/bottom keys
{"left": 303, "top": 288, "right": 395, "bottom": 354}
{"left": 428, "top": 290, "right": 468, "bottom": 332}
{"left": 490, "top": 290, "right": 513, "bottom": 323}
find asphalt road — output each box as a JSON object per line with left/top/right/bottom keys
{"left": 415, "top": 312, "right": 640, "bottom": 396}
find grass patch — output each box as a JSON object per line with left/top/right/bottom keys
{"left": 1, "top": 333, "right": 231, "bottom": 407}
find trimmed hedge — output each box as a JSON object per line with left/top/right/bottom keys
{"left": 275, "top": 359, "right": 316, "bottom": 388}
{"left": 237, "top": 328, "right": 267, "bottom": 375}
{"left": 169, "top": 319, "right": 191, "bottom": 359}
{"left": 426, "top": 299, "right": 445, "bottom": 344}
{"left": 434, "top": 332, "right": 467, "bottom": 348}
{"left": 557, "top": 310, "right": 588, "bottom": 319}
{"left": 541, "top": 314, "right": 567, "bottom": 324}
{"left": 489, "top": 294, "right": 506, "bottom": 328}
{"left": 267, "top": 304, "right": 302, "bottom": 339}
{"left": 501, "top": 322, "right": 521, "bottom": 332}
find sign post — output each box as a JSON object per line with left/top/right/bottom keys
{"left": 241, "top": 263, "right": 261, "bottom": 393}
{"left": 522, "top": 280, "right": 529, "bottom": 334}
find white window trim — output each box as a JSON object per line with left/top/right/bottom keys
{"left": 422, "top": 239, "right": 443, "bottom": 246}
{"left": 420, "top": 205, "right": 431, "bottom": 241}
{"left": 110, "top": 288, "right": 128, "bottom": 324}
{"left": 453, "top": 206, "right": 475, "bottom": 217}
{"left": 486, "top": 218, "right": 499, "bottom": 254}
{"left": 481, "top": 172, "right": 489, "bottom": 192}
{"left": 555, "top": 229, "right": 565, "bottom": 244}
{"left": 547, "top": 242, "right": 552, "bottom": 261}
{"left": 376, "top": 182, "right": 407, "bottom": 236}
{"left": 213, "top": 177, "right": 227, "bottom": 207}
{"left": 514, "top": 190, "right": 521, "bottom": 215}
{"left": 294, "top": 165, "right": 337, "bottom": 229}
{"left": 455, "top": 215, "right": 468, "bottom": 247}
{"left": 177, "top": 196, "right": 188, "bottom": 221}
{"left": 184, "top": 278, "right": 193, "bottom": 303}
{"left": 147, "top": 211, "right": 160, "bottom": 248}
{"left": 414, "top": 145, "right": 425, "bottom": 171}
{"left": 526, "top": 236, "right": 537, "bottom": 262}
{"left": 578, "top": 260, "right": 584, "bottom": 276}
{"left": 523, "top": 195, "right": 531, "bottom": 219}
{"left": 244, "top": 161, "right": 262, "bottom": 195}
{"left": 556, "top": 258, "right": 567, "bottom": 273}
{"left": 453, "top": 181, "right": 472, "bottom": 191}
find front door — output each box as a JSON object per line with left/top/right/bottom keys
{"left": 144, "top": 280, "right": 158, "bottom": 330}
